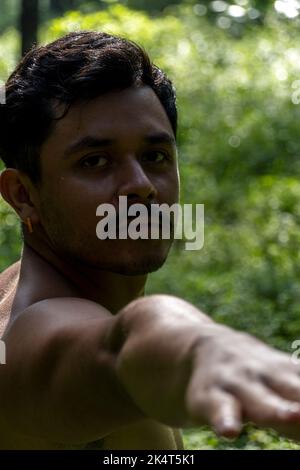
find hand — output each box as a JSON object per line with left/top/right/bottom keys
{"left": 116, "top": 295, "right": 300, "bottom": 441}
{"left": 185, "top": 328, "right": 300, "bottom": 440}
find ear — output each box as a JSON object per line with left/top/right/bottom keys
{"left": 0, "top": 169, "right": 40, "bottom": 224}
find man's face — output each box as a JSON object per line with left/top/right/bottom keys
{"left": 35, "top": 85, "right": 180, "bottom": 275}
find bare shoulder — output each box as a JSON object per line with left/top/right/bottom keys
{"left": 0, "top": 261, "right": 21, "bottom": 337}
{"left": 0, "top": 261, "right": 20, "bottom": 297}
{"left": 0, "top": 296, "right": 129, "bottom": 448}
{"left": 3, "top": 296, "right": 114, "bottom": 349}
{"left": 16, "top": 296, "right": 112, "bottom": 321}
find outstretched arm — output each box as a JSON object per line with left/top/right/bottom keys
{"left": 114, "top": 295, "right": 300, "bottom": 439}
{"left": 1, "top": 294, "right": 300, "bottom": 446}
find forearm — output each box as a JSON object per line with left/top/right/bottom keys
{"left": 109, "top": 295, "right": 300, "bottom": 440}
{"left": 109, "top": 294, "right": 231, "bottom": 427}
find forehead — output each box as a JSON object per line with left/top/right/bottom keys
{"left": 49, "top": 85, "right": 174, "bottom": 147}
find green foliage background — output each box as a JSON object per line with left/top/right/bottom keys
{"left": 1, "top": 1, "right": 300, "bottom": 450}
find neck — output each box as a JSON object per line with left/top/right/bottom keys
{"left": 20, "top": 241, "right": 147, "bottom": 314}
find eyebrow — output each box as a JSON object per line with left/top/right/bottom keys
{"left": 63, "top": 132, "right": 176, "bottom": 159}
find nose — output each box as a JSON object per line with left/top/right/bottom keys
{"left": 117, "top": 159, "right": 157, "bottom": 204}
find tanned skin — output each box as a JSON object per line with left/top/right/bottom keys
{"left": 0, "top": 86, "right": 300, "bottom": 450}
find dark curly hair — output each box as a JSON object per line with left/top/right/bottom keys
{"left": 0, "top": 31, "right": 177, "bottom": 184}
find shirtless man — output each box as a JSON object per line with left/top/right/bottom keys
{"left": 0, "top": 31, "right": 300, "bottom": 450}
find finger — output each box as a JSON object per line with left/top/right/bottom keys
{"left": 210, "top": 389, "right": 243, "bottom": 438}
{"left": 260, "top": 372, "right": 300, "bottom": 402}
{"left": 225, "top": 381, "right": 300, "bottom": 425}
{"left": 186, "top": 387, "right": 243, "bottom": 438}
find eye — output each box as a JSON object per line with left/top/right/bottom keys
{"left": 143, "top": 151, "right": 168, "bottom": 163}
{"left": 81, "top": 155, "right": 108, "bottom": 168}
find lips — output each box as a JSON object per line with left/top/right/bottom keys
{"left": 117, "top": 215, "right": 174, "bottom": 238}
{"left": 118, "top": 217, "right": 161, "bottom": 232}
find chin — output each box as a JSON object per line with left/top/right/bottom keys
{"left": 111, "top": 262, "right": 165, "bottom": 276}
{"left": 65, "top": 239, "right": 173, "bottom": 274}
{"left": 104, "top": 251, "right": 168, "bottom": 276}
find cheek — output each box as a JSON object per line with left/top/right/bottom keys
{"left": 173, "top": 169, "right": 180, "bottom": 202}
{"left": 173, "top": 173, "right": 180, "bottom": 199}
{"left": 47, "top": 178, "right": 98, "bottom": 210}
{"left": 61, "top": 174, "right": 116, "bottom": 204}
{"left": 159, "top": 172, "right": 180, "bottom": 204}
{"left": 39, "top": 181, "right": 91, "bottom": 227}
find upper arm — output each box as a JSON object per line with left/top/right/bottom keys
{"left": 0, "top": 297, "right": 144, "bottom": 445}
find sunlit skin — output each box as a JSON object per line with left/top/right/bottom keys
{"left": 0, "top": 85, "right": 300, "bottom": 450}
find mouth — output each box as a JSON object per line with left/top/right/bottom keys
{"left": 117, "top": 215, "right": 174, "bottom": 238}
{"left": 118, "top": 218, "right": 161, "bottom": 231}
